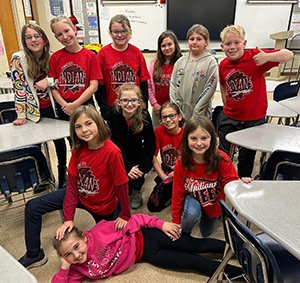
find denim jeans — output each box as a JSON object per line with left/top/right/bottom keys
{"left": 24, "top": 188, "right": 117, "bottom": 257}
{"left": 181, "top": 194, "right": 218, "bottom": 237}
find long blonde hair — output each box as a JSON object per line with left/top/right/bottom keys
{"left": 21, "top": 24, "right": 50, "bottom": 79}
{"left": 115, "top": 84, "right": 147, "bottom": 134}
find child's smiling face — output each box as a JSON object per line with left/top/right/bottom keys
{"left": 221, "top": 33, "right": 247, "bottom": 61}
{"left": 58, "top": 234, "right": 88, "bottom": 265}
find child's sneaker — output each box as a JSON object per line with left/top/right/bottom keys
{"left": 18, "top": 249, "right": 48, "bottom": 269}
{"left": 131, "top": 189, "right": 143, "bottom": 209}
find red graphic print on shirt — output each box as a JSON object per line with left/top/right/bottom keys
{"left": 110, "top": 62, "right": 137, "bottom": 92}
{"left": 161, "top": 146, "right": 177, "bottom": 172}
{"left": 60, "top": 62, "right": 86, "bottom": 94}
{"left": 183, "top": 176, "right": 221, "bottom": 207}
{"left": 226, "top": 70, "right": 253, "bottom": 101}
{"left": 77, "top": 162, "right": 99, "bottom": 197}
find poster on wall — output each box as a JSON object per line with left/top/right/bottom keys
{"left": 71, "top": 0, "right": 100, "bottom": 45}
{"left": 44, "top": 0, "right": 71, "bottom": 22}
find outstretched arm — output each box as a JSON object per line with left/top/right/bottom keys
{"left": 253, "top": 46, "right": 294, "bottom": 65}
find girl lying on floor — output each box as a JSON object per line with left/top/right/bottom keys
{"left": 52, "top": 214, "right": 241, "bottom": 282}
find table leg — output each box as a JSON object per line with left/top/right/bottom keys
{"left": 42, "top": 142, "right": 55, "bottom": 184}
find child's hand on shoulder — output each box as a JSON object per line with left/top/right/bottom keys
{"left": 162, "top": 222, "right": 181, "bottom": 241}
{"left": 253, "top": 46, "right": 268, "bottom": 66}
{"left": 114, "top": 217, "right": 128, "bottom": 232}
{"left": 240, "top": 177, "right": 252, "bottom": 184}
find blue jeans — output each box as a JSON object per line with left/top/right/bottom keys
{"left": 181, "top": 194, "right": 218, "bottom": 237}
{"left": 24, "top": 188, "right": 117, "bottom": 257}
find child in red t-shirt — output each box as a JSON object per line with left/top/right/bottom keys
{"left": 18, "top": 105, "right": 131, "bottom": 270}
{"left": 148, "top": 30, "right": 182, "bottom": 128}
{"left": 95, "top": 14, "right": 150, "bottom": 119}
{"left": 49, "top": 15, "right": 102, "bottom": 121}
{"left": 218, "top": 24, "right": 294, "bottom": 178}
{"left": 147, "top": 102, "right": 184, "bottom": 212}
{"left": 172, "top": 116, "right": 251, "bottom": 237}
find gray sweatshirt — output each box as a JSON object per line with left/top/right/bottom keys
{"left": 170, "top": 52, "right": 218, "bottom": 120}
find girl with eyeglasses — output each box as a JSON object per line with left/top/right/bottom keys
{"left": 10, "top": 23, "right": 67, "bottom": 189}
{"left": 107, "top": 83, "right": 155, "bottom": 210}
{"left": 147, "top": 102, "right": 184, "bottom": 212}
{"left": 95, "top": 14, "right": 150, "bottom": 120}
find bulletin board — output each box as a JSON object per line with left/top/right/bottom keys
{"left": 71, "top": 0, "right": 101, "bottom": 45}
{"left": 98, "top": 2, "right": 166, "bottom": 51}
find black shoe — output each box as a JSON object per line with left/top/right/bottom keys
{"left": 58, "top": 166, "right": 68, "bottom": 189}
{"left": 18, "top": 249, "right": 48, "bottom": 269}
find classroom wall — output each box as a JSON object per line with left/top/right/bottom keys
{"left": 0, "top": 24, "right": 10, "bottom": 74}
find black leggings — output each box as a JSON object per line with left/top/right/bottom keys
{"left": 141, "top": 228, "right": 241, "bottom": 277}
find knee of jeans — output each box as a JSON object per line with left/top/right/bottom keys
{"left": 182, "top": 206, "right": 200, "bottom": 222}
{"left": 25, "top": 198, "right": 42, "bottom": 216}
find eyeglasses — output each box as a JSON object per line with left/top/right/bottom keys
{"left": 24, "top": 34, "right": 43, "bottom": 41}
{"left": 161, "top": 113, "right": 178, "bottom": 121}
{"left": 119, "top": 98, "right": 140, "bottom": 105}
{"left": 111, "top": 29, "right": 128, "bottom": 36}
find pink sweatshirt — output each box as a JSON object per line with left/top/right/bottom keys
{"left": 51, "top": 214, "right": 164, "bottom": 283}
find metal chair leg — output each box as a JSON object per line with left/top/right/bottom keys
{"left": 206, "top": 244, "right": 234, "bottom": 283}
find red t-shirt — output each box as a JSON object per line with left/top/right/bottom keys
{"left": 154, "top": 125, "right": 183, "bottom": 173}
{"left": 34, "top": 72, "right": 51, "bottom": 109}
{"left": 219, "top": 49, "right": 279, "bottom": 121}
{"left": 97, "top": 43, "right": 150, "bottom": 106}
{"left": 66, "top": 140, "right": 129, "bottom": 216}
{"left": 172, "top": 150, "right": 238, "bottom": 222}
{"left": 49, "top": 47, "right": 102, "bottom": 101}
{"left": 154, "top": 63, "right": 173, "bottom": 106}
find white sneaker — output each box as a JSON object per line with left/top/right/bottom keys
{"left": 131, "top": 189, "right": 143, "bottom": 209}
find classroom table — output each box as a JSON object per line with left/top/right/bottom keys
{"left": 266, "top": 99, "right": 298, "bottom": 122}
{"left": 226, "top": 123, "right": 300, "bottom": 154}
{"left": 0, "top": 118, "right": 70, "bottom": 179}
{"left": 225, "top": 179, "right": 300, "bottom": 261}
{"left": 0, "top": 92, "right": 14, "bottom": 102}
{"left": 0, "top": 76, "right": 13, "bottom": 94}
{"left": 279, "top": 96, "right": 300, "bottom": 122}
{"left": 0, "top": 245, "right": 38, "bottom": 283}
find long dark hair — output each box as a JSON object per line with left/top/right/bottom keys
{"left": 153, "top": 30, "right": 182, "bottom": 83}
{"left": 180, "top": 116, "right": 226, "bottom": 173}
{"left": 21, "top": 24, "right": 50, "bottom": 79}
{"left": 69, "top": 105, "right": 111, "bottom": 150}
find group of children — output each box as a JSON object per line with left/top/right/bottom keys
{"left": 9, "top": 12, "right": 294, "bottom": 283}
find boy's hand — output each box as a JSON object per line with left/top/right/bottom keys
{"left": 253, "top": 46, "right": 268, "bottom": 66}
{"left": 162, "top": 222, "right": 181, "bottom": 241}
{"left": 114, "top": 217, "right": 128, "bottom": 232}
{"left": 56, "top": 221, "right": 74, "bottom": 240}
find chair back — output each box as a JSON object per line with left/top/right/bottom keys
{"left": 259, "top": 150, "right": 300, "bottom": 180}
{"left": 211, "top": 105, "right": 223, "bottom": 131}
{"left": 273, "top": 80, "right": 300, "bottom": 102}
{"left": 0, "top": 145, "right": 55, "bottom": 195}
{"left": 220, "top": 200, "right": 283, "bottom": 283}
{"left": 0, "top": 100, "right": 17, "bottom": 124}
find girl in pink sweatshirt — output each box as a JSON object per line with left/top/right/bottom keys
{"left": 52, "top": 214, "right": 241, "bottom": 282}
